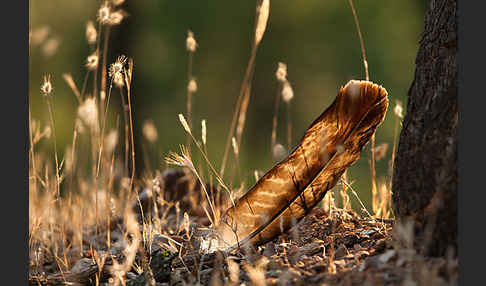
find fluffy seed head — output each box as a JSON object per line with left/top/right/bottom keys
{"left": 97, "top": 3, "right": 111, "bottom": 24}
{"left": 165, "top": 146, "right": 195, "bottom": 172}
{"left": 112, "top": 0, "right": 125, "bottom": 6}
{"left": 105, "top": 129, "right": 118, "bottom": 153}
{"left": 275, "top": 62, "right": 287, "bottom": 82}
{"left": 77, "top": 97, "right": 99, "bottom": 129}
{"left": 108, "top": 10, "right": 125, "bottom": 26}
{"left": 394, "top": 101, "right": 404, "bottom": 119}
{"left": 186, "top": 30, "right": 197, "bottom": 52}
{"left": 31, "top": 26, "right": 49, "bottom": 46}
{"left": 113, "top": 72, "right": 124, "bottom": 88}
{"left": 142, "top": 120, "right": 158, "bottom": 143}
{"left": 85, "top": 21, "right": 97, "bottom": 44}
{"left": 86, "top": 53, "right": 99, "bottom": 70}
{"left": 374, "top": 143, "right": 388, "bottom": 161}
{"left": 41, "top": 74, "right": 53, "bottom": 96}
{"left": 42, "top": 37, "right": 60, "bottom": 58}
{"left": 109, "top": 55, "right": 127, "bottom": 78}
{"left": 272, "top": 143, "right": 286, "bottom": 161}
{"left": 187, "top": 78, "right": 197, "bottom": 93}
{"left": 281, "top": 80, "right": 294, "bottom": 103}
{"left": 43, "top": 126, "right": 52, "bottom": 139}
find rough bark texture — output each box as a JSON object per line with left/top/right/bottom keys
{"left": 392, "top": 0, "right": 457, "bottom": 257}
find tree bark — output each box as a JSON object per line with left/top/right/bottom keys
{"left": 392, "top": 0, "right": 457, "bottom": 257}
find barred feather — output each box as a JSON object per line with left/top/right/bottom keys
{"left": 205, "top": 80, "right": 388, "bottom": 252}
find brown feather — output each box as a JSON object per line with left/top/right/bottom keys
{"left": 204, "top": 80, "right": 388, "bottom": 252}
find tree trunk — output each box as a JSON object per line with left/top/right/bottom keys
{"left": 392, "top": 0, "right": 457, "bottom": 257}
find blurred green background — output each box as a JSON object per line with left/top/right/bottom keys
{"left": 29, "top": 0, "right": 427, "bottom": 212}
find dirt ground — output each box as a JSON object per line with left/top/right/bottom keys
{"left": 29, "top": 204, "right": 458, "bottom": 286}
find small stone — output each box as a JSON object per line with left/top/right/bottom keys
{"left": 335, "top": 244, "right": 348, "bottom": 258}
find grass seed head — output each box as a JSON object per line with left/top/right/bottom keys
{"left": 100, "top": 90, "right": 106, "bottom": 102}
{"left": 113, "top": 72, "right": 124, "bottom": 88}
{"left": 85, "top": 21, "right": 97, "bottom": 44}
{"left": 374, "top": 143, "right": 388, "bottom": 161}
{"left": 42, "top": 37, "right": 60, "bottom": 58}
{"left": 108, "top": 10, "right": 126, "bottom": 26}
{"left": 186, "top": 30, "right": 197, "bottom": 52}
{"left": 77, "top": 97, "right": 99, "bottom": 129}
{"left": 31, "top": 26, "right": 49, "bottom": 46}
{"left": 281, "top": 80, "right": 294, "bottom": 103}
{"left": 109, "top": 55, "right": 127, "bottom": 78}
{"left": 272, "top": 143, "right": 286, "bottom": 161}
{"left": 112, "top": 0, "right": 125, "bottom": 7}
{"left": 142, "top": 120, "right": 158, "bottom": 143}
{"left": 105, "top": 129, "right": 119, "bottom": 153}
{"left": 201, "top": 119, "right": 207, "bottom": 145}
{"left": 165, "top": 145, "right": 195, "bottom": 173}
{"left": 43, "top": 126, "right": 52, "bottom": 139}
{"left": 275, "top": 62, "right": 287, "bottom": 82}
{"left": 97, "top": 2, "right": 111, "bottom": 25}
{"left": 86, "top": 53, "right": 99, "bottom": 70}
{"left": 41, "top": 74, "right": 53, "bottom": 96}
{"left": 394, "top": 101, "right": 404, "bottom": 119}
{"left": 178, "top": 113, "right": 192, "bottom": 134}
{"left": 254, "top": 0, "right": 270, "bottom": 46}
{"left": 187, "top": 78, "right": 198, "bottom": 93}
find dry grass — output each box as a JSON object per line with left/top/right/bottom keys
{"left": 29, "top": 1, "right": 457, "bottom": 285}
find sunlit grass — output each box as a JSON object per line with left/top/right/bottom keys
{"left": 27, "top": 1, "right": 429, "bottom": 285}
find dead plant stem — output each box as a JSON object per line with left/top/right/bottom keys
{"left": 45, "top": 96, "right": 61, "bottom": 199}
{"left": 100, "top": 26, "right": 111, "bottom": 123}
{"left": 125, "top": 70, "right": 136, "bottom": 194}
{"left": 186, "top": 52, "right": 194, "bottom": 154}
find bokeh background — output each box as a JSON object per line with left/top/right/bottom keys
{"left": 29, "top": 0, "right": 427, "bottom": 212}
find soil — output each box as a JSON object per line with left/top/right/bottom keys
{"left": 29, "top": 205, "right": 458, "bottom": 286}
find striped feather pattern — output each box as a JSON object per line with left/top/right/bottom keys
{"left": 205, "top": 80, "right": 388, "bottom": 252}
